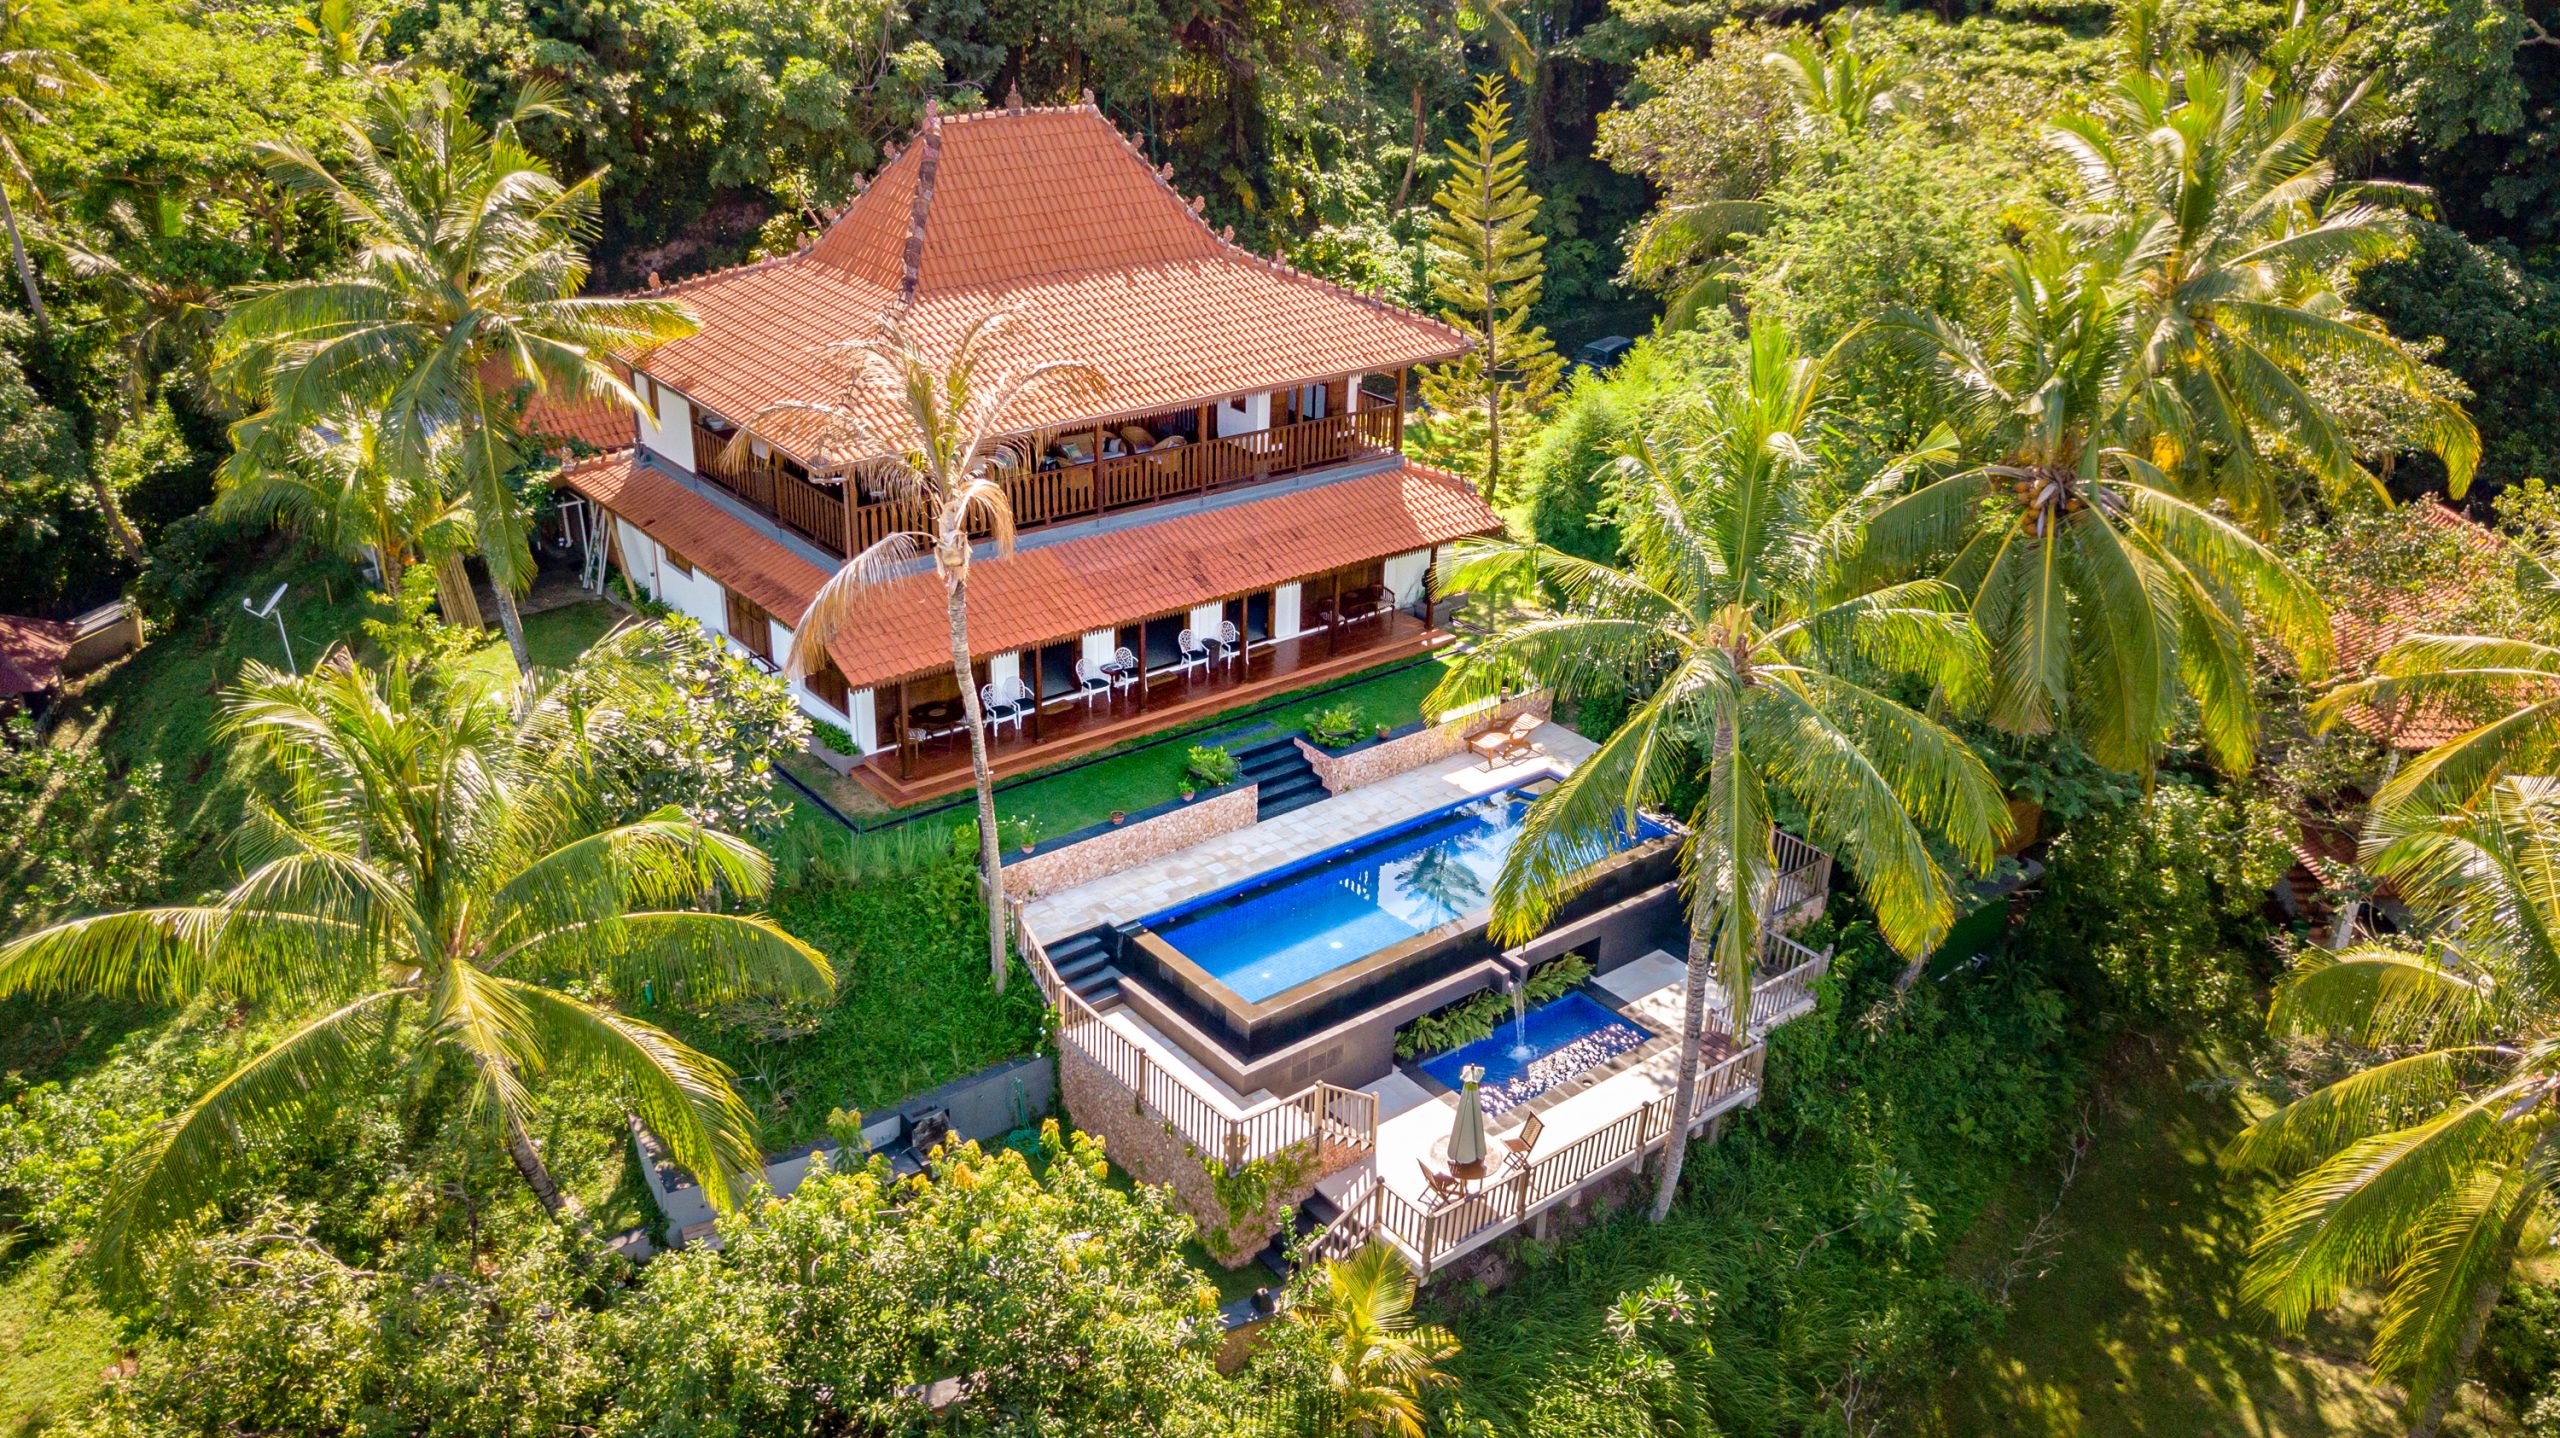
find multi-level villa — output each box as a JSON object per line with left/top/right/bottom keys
{"left": 546, "top": 99, "right": 1505, "bottom": 802}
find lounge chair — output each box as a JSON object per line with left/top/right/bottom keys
{"left": 1470, "top": 712, "right": 1543, "bottom": 770}
{"left": 1073, "top": 657, "right": 1113, "bottom": 707}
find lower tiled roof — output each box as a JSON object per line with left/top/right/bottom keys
{"left": 2329, "top": 502, "right": 2506, "bottom": 751}
{"left": 558, "top": 451, "right": 831, "bottom": 628}
{"left": 0, "top": 613, "right": 76, "bottom": 696}
{"left": 559, "top": 451, "right": 1501, "bottom": 692}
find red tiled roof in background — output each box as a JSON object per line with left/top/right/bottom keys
{"left": 477, "top": 357, "right": 640, "bottom": 453}
{"left": 635, "top": 105, "right": 1466, "bottom": 465}
{"left": 560, "top": 454, "right": 1501, "bottom": 691}
{"left": 2329, "top": 501, "right": 2506, "bottom": 751}
{"left": 558, "top": 452, "right": 830, "bottom": 627}
{"left": 0, "top": 613, "right": 77, "bottom": 697}
{"left": 808, "top": 460, "right": 1500, "bottom": 690}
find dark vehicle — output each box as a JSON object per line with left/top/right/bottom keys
{"left": 1574, "top": 335, "right": 1635, "bottom": 372}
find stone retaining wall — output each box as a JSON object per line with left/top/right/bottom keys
{"left": 1001, "top": 783, "right": 1258, "bottom": 902}
{"left": 1058, "top": 1044, "right": 1353, "bottom": 1267}
{"left": 1298, "top": 691, "right": 1552, "bottom": 795}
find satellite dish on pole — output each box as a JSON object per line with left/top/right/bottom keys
{"left": 242, "top": 583, "right": 297, "bottom": 675}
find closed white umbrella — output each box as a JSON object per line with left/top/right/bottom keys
{"left": 1449, "top": 1063, "right": 1488, "bottom": 1172}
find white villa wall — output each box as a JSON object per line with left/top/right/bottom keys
{"left": 1080, "top": 630, "right": 1115, "bottom": 668}
{"left": 637, "top": 379, "right": 697, "bottom": 471}
{"left": 1273, "top": 581, "right": 1303, "bottom": 640}
{"left": 1382, "top": 548, "right": 1430, "bottom": 606}
{"left": 846, "top": 688, "right": 878, "bottom": 751}
{"left": 1186, "top": 601, "right": 1223, "bottom": 642}
{"left": 1212, "top": 391, "right": 1269, "bottom": 437}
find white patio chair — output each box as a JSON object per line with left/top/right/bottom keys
{"left": 1111, "top": 646, "right": 1141, "bottom": 691}
{"left": 1214, "top": 620, "right": 1243, "bottom": 664}
{"left": 979, "top": 681, "right": 1026, "bottom": 734}
{"left": 1175, "top": 628, "right": 1210, "bottom": 675}
{"left": 1073, "top": 656, "right": 1112, "bottom": 707}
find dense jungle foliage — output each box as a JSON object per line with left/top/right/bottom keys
{"left": 7, "top": 0, "right": 2560, "bottom": 1433}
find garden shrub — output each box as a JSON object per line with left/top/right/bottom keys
{"left": 1301, "top": 703, "right": 1363, "bottom": 748}
{"left": 0, "top": 716, "right": 172, "bottom": 932}
{"left": 807, "top": 716, "right": 858, "bottom": 755}
{"left": 1184, "top": 744, "right": 1240, "bottom": 789}
{"left": 562, "top": 617, "right": 809, "bottom": 837}
{"left": 2022, "top": 778, "right": 2293, "bottom": 1036}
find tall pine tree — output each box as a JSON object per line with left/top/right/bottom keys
{"left": 1417, "top": 76, "right": 1561, "bottom": 502}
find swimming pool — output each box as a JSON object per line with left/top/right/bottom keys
{"left": 1418, "top": 991, "right": 1655, "bottom": 1117}
{"left": 1145, "top": 787, "right": 1667, "bottom": 1005}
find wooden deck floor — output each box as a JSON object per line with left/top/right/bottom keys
{"left": 851, "top": 613, "right": 1448, "bottom": 805}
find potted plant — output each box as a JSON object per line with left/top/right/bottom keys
{"left": 1179, "top": 785, "right": 1196, "bottom": 802}
{"left": 1110, "top": 809, "right": 1127, "bottom": 826}
{"left": 1374, "top": 721, "right": 1392, "bottom": 740}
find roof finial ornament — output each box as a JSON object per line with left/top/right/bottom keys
{"left": 647, "top": 270, "right": 661, "bottom": 289}
{"left": 1080, "top": 87, "right": 1095, "bottom": 108}
{"left": 1220, "top": 225, "right": 1234, "bottom": 242}
{"left": 923, "top": 96, "right": 940, "bottom": 129}
{"left": 1006, "top": 83, "right": 1022, "bottom": 114}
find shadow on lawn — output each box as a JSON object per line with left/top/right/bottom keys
{"left": 1924, "top": 1046, "right": 2515, "bottom": 1438}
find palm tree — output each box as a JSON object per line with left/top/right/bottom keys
{"left": 1864, "top": 236, "right": 2334, "bottom": 776}
{"left": 0, "top": 650, "right": 833, "bottom": 1274}
{"left": 761, "top": 311, "right": 1098, "bottom": 995}
{"left": 1763, "top": 22, "right": 1912, "bottom": 138}
{"left": 2049, "top": 40, "right": 2477, "bottom": 527}
{"left": 1434, "top": 317, "right": 2009, "bottom": 1222}
{"left": 214, "top": 78, "right": 697, "bottom": 678}
{"left": 58, "top": 210, "right": 221, "bottom": 562}
{"left": 0, "top": 0, "right": 94, "bottom": 340}
{"left": 214, "top": 404, "right": 473, "bottom": 599}
{"left": 2233, "top": 775, "right": 2560, "bottom": 1437}
{"left": 1289, "top": 1242, "right": 1458, "bottom": 1438}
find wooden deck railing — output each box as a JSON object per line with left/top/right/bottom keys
{"left": 1768, "top": 828, "right": 1834, "bottom": 922}
{"left": 1015, "top": 902, "right": 1378, "bottom": 1166}
{"left": 1314, "top": 1043, "right": 1770, "bottom": 1273}
{"left": 829, "top": 406, "right": 1399, "bottom": 555}
{"left": 1750, "top": 933, "right": 1832, "bottom": 1032}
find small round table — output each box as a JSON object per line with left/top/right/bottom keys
{"left": 1426, "top": 1134, "right": 1489, "bottom": 1185}
{"left": 907, "top": 699, "right": 962, "bottom": 738}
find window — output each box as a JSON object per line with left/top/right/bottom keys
{"left": 661, "top": 545, "right": 695, "bottom": 580}
{"left": 807, "top": 654, "right": 850, "bottom": 712}
{"left": 724, "top": 588, "right": 772, "bottom": 662}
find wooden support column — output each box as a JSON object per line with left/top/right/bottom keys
{"left": 1392, "top": 368, "right": 1407, "bottom": 450}
{"left": 896, "top": 679, "right": 913, "bottom": 781}
{"left": 1328, "top": 572, "right": 1343, "bottom": 658}
{"left": 839, "top": 470, "right": 856, "bottom": 559}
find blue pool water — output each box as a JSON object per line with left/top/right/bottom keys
{"left": 1147, "top": 788, "right": 1663, "bottom": 1005}
{"left": 1418, "top": 991, "right": 1654, "bottom": 1117}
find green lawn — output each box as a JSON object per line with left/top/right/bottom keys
{"left": 42, "top": 547, "right": 380, "bottom": 905}
{"left": 0, "top": 1245, "right": 119, "bottom": 1438}
{"left": 1921, "top": 1047, "right": 2522, "bottom": 1438}
{"left": 441, "top": 599, "right": 628, "bottom": 693}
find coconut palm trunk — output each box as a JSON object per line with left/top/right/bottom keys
{"left": 1652, "top": 717, "right": 1753, "bottom": 1222}
{"left": 946, "top": 571, "right": 1009, "bottom": 990}
{"left": 0, "top": 164, "right": 42, "bottom": 339}
{"left": 504, "top": 1110, "right": 568, "bottom": 1215}
{"left": 491, "top": 581, "right": 533, "bottom": 674}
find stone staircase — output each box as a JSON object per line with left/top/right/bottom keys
{"left": 1237, "top": 736, "right": 1327, "bottom": 820}
{"left": 1042, "top": 925, "right": 1130, "bottom": 1012}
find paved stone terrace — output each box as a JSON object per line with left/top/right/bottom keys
{"left": 1019, "top": 718, "right": 1597, "bottom": 941}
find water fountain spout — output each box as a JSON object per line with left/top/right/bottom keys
{"left": 1506, "top": 976, "right": 1533, "bottom": 1059}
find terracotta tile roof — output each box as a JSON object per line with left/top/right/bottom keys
{"left": 557, "top": 453, "right": 1500, "bottom": 692}
{"left": 556, "top": 451, "right": 831, "bottom": 627}
{"left": 634, "top": 105, "right": 1466, "bottom": 466}
{"left": 0, "top": 613, "right": 76, "bottom": 697}
{"left": 808, "top": 460, "right": 1500, "bottom": 690}
{"left": 2329, "top": 501, "right": 2506, "bottom": 751}
{"left": 478, "top": 357, "right": 640, "bottom": 453}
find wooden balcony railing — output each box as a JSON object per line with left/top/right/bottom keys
{"left": 686, "top": 406, "right": 1401, "bottom": 561}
